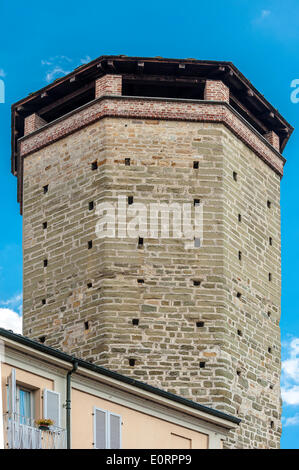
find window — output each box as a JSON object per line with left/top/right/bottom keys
{"left": 94, "top": 407, "right": 121, "bottom": 449}
{"left": 17, "top": 386, "right": 34, "bottom": 423}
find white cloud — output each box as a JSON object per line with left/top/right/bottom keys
{"left": 0, "top": 293, "right": 23, "bottom": 317}
{"left": 282, "top": 337, "right": 299, "bottom": 405}
{"left": 261, "top": 10, "right": 271, "bottom": 19}
{"left": 0, "top": 308, "right": 22, "bottom": 334}
{"left": 252, "top": 9, "right": 271, "bottom": 24}
{"left": 0, "top": 293, "right": 22, "bottom": 308}
{"left": 45, "top": 66, "right": 71, "bottom": 83}
{"left": 41, "top": 55, "right": 73, "bottom": 83}
{"left": 41, "top": 54, "right": 92, "bottom": 83}
{"left": 41, "top": 55, "right": 72, "bottom": 66}
{"left": 0, "top": 293, "right": 23, "bottom": 334}
{"left": 41, "top": 60, "right": 52, "bottom": 66}
{"left": 80, "top": 55, "right": 91, "bottom": 65}
{"left": 282, "top": 386, "right": 299, "bottom": 405}
{"left": 283, "top": 414, "right": 299, "bottom": 427}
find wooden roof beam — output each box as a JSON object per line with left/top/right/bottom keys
{"left": 38, "top": 81, "right": 95, "bottom": 116}
{"left": 230, "top": 93, "right": 268, "bottom": 133}
{"left": 123, "top": 74, "right": 204, "bottom": 85}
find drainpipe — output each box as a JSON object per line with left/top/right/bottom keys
{"left": 66, "top": 360, "right": 78, "bottom": 449}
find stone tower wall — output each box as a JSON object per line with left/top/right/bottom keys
{"left": 20, "top": 76, "right": 284, "bottom": 447}
{"left": 22, "top": 114, "right": 282, "bottom": 448}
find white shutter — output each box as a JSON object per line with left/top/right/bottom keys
{"left": 109, "top": 412, "right": 121, "bottom": 449}
{"left": 43, "top": 389, "right": 60, "bottom": 427}
{"left": 8, "top": 368, "right": 16, "bottom": 414}
{"left": 94, "top": 407, "right": 107, "bottom": 449}
{"left": 93, "top": 407, "right": 121, "bottom": 449}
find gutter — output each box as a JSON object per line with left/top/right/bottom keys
{"left": 66, "top": 360, "right": 78, "bottom": 449}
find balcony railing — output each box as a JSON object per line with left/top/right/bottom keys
{"left": 3, "top": 412, "right": 66, "bottom": 449}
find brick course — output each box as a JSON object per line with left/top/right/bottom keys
{"left": 19, "top": 96, "right": 285, "bottom": 176}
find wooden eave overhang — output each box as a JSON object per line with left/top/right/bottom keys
{"left": 11, "top": 55, "right": 294, "bottom": 204}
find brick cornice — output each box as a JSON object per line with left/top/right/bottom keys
{"left": 19, "top": 95, "right": 285, "bottom": 177}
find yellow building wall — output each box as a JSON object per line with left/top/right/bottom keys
{"left": 71, "top": 388, "right": 209, "bottom": 449}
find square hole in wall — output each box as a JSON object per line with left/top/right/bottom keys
{"left": 233, "top": 171, "right": 238, "bottom": 181}
{"left": 236, "top": 292, "right": 242, "bottom": 299}
{"left": 196, "top": 321, "right": 204, "bottom": 328}
{"left": 129, "top": 358, "right": 136, "bottom": 367}
{"left": 84, "top": 321, "right": 89, "bottom": 331}
{"left": 269, "top": 237, "right": 273, "bottom": 246}
{"left": 43, "top": 259, "right": 48, "bottom": 267}
{"left": 43, "top": 185, "right": 48, "bottom": 194}
{"left": 137, "top": 279, "right": 144, "bottom": 284}
{"left": 128, "top": 196, "right": 134, "bottom": 205}
{"left": 89, "top": 201, "right": 94, "bottom": 211}
{"left": 43, "top": 222, "right": 47, "bottom": 230}
{"left": 194, "top": 199, "right": 200, "bottom": 206}
{"left": 238, "top": 214, "right": 242, "bottom": 223}
{"left": 87, "top": 282, "right": 93, "bottom": 289}
{"left": 193, "top": 280, "right": 201, "bottom": 286}
{"left": 132, "top": 319, "right": 139, "bottom": 326}
{"left": 88, "top": 240, "right": 93, "bottom": 249}
{"left": 39, "top": 336, "right": 46, "bottom": 344}
{"left": 267, "top": 200, "right": 271, "bottom": 209}
{"left": 42, "top": 299, "right": 46, "bottom": 305}
{"left": 199, "top": 362, "right": 206, "bottom": 369}
{"left": 138, "top": 237, "right": 144, "bottom": 248}
{"left": 193, "top": 161, "right": 199, "bottom": 169}
{"left": 125, "top": 158, "right": 131, "bottom": 166}
{"left": 238, "top": 251, "right": 242, "bottom": 261}
{"left": 91, "top": 161, "right": 98, "bottom": 171}
{"left": 194, "top": 237, "right": 201, "bottom": 248}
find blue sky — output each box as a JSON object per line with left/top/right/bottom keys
{"left": 0, "top": 0, "right": 298, "bottom": 448}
